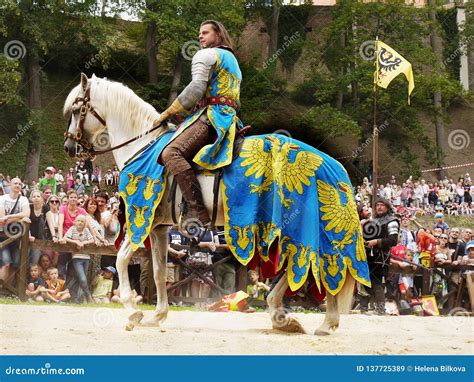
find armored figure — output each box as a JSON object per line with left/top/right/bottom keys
{"left": 156, "top": 20, "right": 242, "bottom": 230}
{"left": 360, "top": 198, "right": 399, "bottom": 314}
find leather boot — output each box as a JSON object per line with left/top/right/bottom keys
{"left": 174, "top": 169, "right": 211, "bottom": 227}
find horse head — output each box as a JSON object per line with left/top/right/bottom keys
{"left": 63, "top": 73, "right": 166, "bottom": 169}
{"left": 63, "top": 73, "right": 108, "bottom": 160}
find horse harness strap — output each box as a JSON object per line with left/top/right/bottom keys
{"left": 211, "top": 169, "right": 223, "bottom": 227}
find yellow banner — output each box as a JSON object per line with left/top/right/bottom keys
{"left": 375, "top": 40, "right": 415, "bottom": 104}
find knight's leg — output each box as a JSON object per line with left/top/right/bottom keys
{"left": 142, "top": 226, "right": 169, "bottom": 326}
{"left": 267, "top": 272, "right": 306, "bottom": 334}
{"left": 161, "top": 120, "right": 211, "bottom": 226}
{"left": 116, "top": 234, "right": 143, "bottom": 329}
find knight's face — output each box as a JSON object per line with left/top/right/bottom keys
{"left": 199, "top": 23, "right": 220, "bottom": 48}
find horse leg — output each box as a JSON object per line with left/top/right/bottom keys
{"left": 116, "top": 234, "right": 144, "bottom": 330}
{"left": 315, "top": 273, "right": 355, "bottom": 336}
{"left": 141, "top": 225, "right": 169, "bottom": 327}
{"left": 267, "top": 272, "right": 306, "bottom": 334}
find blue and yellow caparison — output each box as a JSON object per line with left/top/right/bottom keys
{"left": 221, "top": 135, "right": 371, "bottom": 295}
{"left": 118, "top": 132, "right": 174, "bottom": 252}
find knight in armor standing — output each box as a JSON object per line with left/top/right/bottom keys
{"left": 360, "top": 198, "right": 399, "bottom": 315}
{"left": 155, "top": 20, "right": 242, "bottom": 230}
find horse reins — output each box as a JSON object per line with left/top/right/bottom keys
{"left": 65, "top": 82, "right": 163, "bottom": 159}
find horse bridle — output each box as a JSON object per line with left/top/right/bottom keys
{"left": 64, "top": 83, "right": 106, "bottom": 160}
{"left": 65, "top": 82, "right": 164, "bottom": 160}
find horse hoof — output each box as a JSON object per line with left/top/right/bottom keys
{"left": 314, "top": 324, "right": 338, "bottom": 336}
{"left": 125, "top": 323, "right": 135, "bottom": 331}
{"left": 273, "top": 317, "right": 306, "bottom": 334}
{"left": 128, "top": 310, "right": 144, "bottom": 324}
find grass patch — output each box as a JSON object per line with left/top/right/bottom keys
{"left": 0, "top": 297, "right": 204, "bottom": 312}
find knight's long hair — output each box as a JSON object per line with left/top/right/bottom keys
{"left": 201, "top": 20, "right": 234, "bottom": 50}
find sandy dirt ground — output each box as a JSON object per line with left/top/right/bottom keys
{"left": 0, "top": 304, "right": 472, "bottom": 355}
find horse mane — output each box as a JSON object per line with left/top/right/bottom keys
{"left": 63, "top": 76, "right": 161, "bottom": 133}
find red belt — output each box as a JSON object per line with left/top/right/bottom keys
{"left": 205, "top": 96, "right": 239, "bottom": 109}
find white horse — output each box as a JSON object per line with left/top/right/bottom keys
{"left": 64, "top": 73, "right": 355, "bottom": 335}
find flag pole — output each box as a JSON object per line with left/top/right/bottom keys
{"left": 372, "top": 37, "right": 379, "bottom": 211}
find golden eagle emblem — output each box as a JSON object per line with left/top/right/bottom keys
{"left": 234, "top": 225, "right": 251, "bottom": 250}
{"left": 143, "top": 177, "right": 160, "bottom": 201}
{"left": 126, "top": 174, "right": 143, "bottom": 196}
{"left": 317, "top": 180, "right": 366, "bottom": 262}
{"left": 132, "top": 205, "right": 149, "bottom": 228}
{"left": 323, "top": 253, "right": 341, "bottom": 277}
{"left": 240, "top": 136, "right": 323, "bottom": 208}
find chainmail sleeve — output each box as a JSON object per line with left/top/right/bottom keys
{"left": 177, "top": 48, "right": 217, "bottom": 110}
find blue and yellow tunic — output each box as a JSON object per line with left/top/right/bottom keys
{"left": 169, "top": 48, "right": 242, "bottom": 170}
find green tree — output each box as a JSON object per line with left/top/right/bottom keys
{"left": 0, "top": 0, "right": 121, "bottom": 182}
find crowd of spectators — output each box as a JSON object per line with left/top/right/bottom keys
{"left": 356, "top": 173, "right": 473, "bottom": 313}
{"left": 355, "top": 173, "right": 474, "bottom": 216}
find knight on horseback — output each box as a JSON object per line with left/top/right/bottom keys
{"left": 156, "top": 20, "right": 242, "bottom": 232}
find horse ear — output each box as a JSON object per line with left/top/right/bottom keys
{"left": 80, "top": 73, "right": 88, "bottom": 92}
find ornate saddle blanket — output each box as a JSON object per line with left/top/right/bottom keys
{"left": 221, "top": 134, "right": 371, "bottom": 295}
{"left": 117, "top": 131, "right": 174, "bottom": 252}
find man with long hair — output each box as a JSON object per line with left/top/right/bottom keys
{"left": 156, "top": 20, "right": 242, "bottom": 232}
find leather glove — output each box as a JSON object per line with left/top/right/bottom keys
{"left": 155, "top": 98, "right": 186, "bottom": 125}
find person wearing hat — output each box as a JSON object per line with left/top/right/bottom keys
{"left": 433, "top": 212, "right": 449, "bottom": 233}
{"left": 462, "top": 241, "right": 474, "bottom": 265}
{"left": 37, "top": 166, "right": 57, "bottom": 194}
{"left": 359, "top": 197, "right": 399, "bottom": 315}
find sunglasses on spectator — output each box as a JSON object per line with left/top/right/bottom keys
{"left": 440, "top": 236, "right": 448, "bottom": 239}
{"left": 434, "top": 235, "right": 440, "bottom": 238}
{"left": 49, "top": 200, "right": 59, "bottom": 204}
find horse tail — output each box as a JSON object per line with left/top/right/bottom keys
{"left": 336, "top": 272, "right": 355, "bottom": 314}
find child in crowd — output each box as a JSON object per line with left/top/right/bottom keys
{"left": 43, "top": 268, "right": 71, "bottom": 303}
{"left": 91, "top": 266, "right": 116, "bottom": 303}
{"left": 25, "top": 264, "right": 46, "bottom": 302}
{"left": 462, "top": 241, "right": 474, "bottom": 266}
{"left": 63, "top": 215, "right": 95, "bottom": 303}
{"left": 38, "top": 254, "right": 53, "bottom": 281}
{"left": 246, "top": 270, "right": 270, "bottom": 301}
{"left": 398, "top": 250, "right": 418, "bottom": 301}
